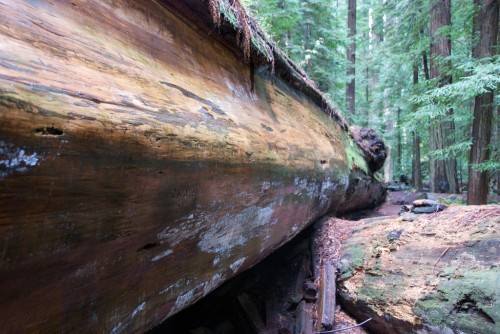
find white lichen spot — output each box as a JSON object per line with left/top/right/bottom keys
{"left": 159, "top": 279, "right": 183, "bottom": 295}
{"left": 197, "top": 206, "right": 274, "bottom": 256}
{"left": 261, "top": 181, "right": 271, "bottom": 192}
{"left": 229, "top": 257, "right": 247, "bottom": 273}
{"left": 0, "top": 141, "right": 41, "bottom": 179}
{"left": 203, "top": 273, "right": 224, "bottom": 294}
{"left": 213, "top": 257, "right": 220, "bottom": 266}
{"left": 151, "top": 249, "right": 173, "bottom": 262}
{"left": 174, "top": 288, "right": 195, "bottom": 311}
{"left": 157, "top": 210, "right": 202, "bottom": 246}
{"left": 157, "top": 227, "right": 181, "bottom": 245}
{"left": 131, "top": 302, "right": 145, "bottom": 319}
{"left": 110, "top": 322, "right": 125, "bottom": 334}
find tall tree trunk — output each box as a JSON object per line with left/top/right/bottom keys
{"left": 383, "top": 88, "right": 394, "bottom": 183}
{"left": 422, "top": 50, "right": 430, "bottom": 80}
{"left": 497, "top": 28, "right": 500, "bottom": 195}
{"left": 346, "top": 0, "right": 356, "bottom": 117}
{"left": 497, "top": 105, "right": 500, "bottom": 195}
{"left": 472, "top": 0, "right": 482, "bottom": 59}
{"left": 429, "top": 0, "right": 459, "bottom": 193}
{"left": 396, "top": 107, "right": 402, "bottom": 173}
{"left": 467, "top": 0, "right": 499, "bottom": 204}
{"left": 412, "top": 65, "right": 423, "bottom": 191}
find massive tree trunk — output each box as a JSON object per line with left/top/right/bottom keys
{"left": 429, "top": 0, "right": 459, "bottom": 194}
{"left": 0, "top": 1, "right": 385, "bottom": 332}
{"left": 412, "top": 65, "right": 423, "bottom": 191}
{"left": 346, "top": 0, "right": 357, "bottom": 117}
{"left": 467, "top": 0, "right": 499, "bottom": 205}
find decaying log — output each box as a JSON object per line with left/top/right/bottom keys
{"left": 317, "top": 264, "right": 336, "bottom": 331}
{"left": 312, "top": 218, "right": 341, "bottom": 332}
{"left": 350, "top": 126, "right": 387, "bottom": 173}
{"left": 0, "top": 0, "right": 385, "bottom": 332}
{"left": 311, "top": 218, "right": 339, "bottom": 331}
{"left": 337, "top": 206, "right": 500, "bottom": 334}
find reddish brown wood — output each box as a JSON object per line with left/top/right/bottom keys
{"left": 467, "top": 0, "right": 499, "bottom": 205}
{"left": 0, "top": 1, "right": 385, "bottom": 332}
{"left": 429, "top": 0, "right": 459, "bottom": 194}
{"left": 346, "top": 0, "right": 357, "bottom": 116}
{"left": 317, "top": 264, "right": 336, "bottom": 331}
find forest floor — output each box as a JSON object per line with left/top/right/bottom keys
{"left": 333, "top": 202, "right": 499, "bottom": 334}
{"left": 342, "top": 189, "right": 500, "bottom": 220}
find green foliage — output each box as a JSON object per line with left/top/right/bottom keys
{"left": 244, "top": 0, "right": 348, "bottom": 104}
{"left": 245, "top": 0, "right": 498, "bottom": 187}
{"left": 413, "top": 56, "right": 500, "bottom": 104}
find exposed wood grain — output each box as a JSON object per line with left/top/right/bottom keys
{"left": 317, "top": 264, "right": 336, "bottom": 331}
{"left": 0, "top": 0, "right": 384, "bottom": 332}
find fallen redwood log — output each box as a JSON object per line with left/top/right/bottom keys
{"left": 0, "top": 0, "right": 385, "bottom": 332}
{"left": 337, "top": 206, "right": 500, "bottom": 334}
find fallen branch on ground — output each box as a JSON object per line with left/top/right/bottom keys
{"left": 316, "top": 317, "right": 372, "bottom": 333}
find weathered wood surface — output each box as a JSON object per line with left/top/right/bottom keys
{"left": 312, "top": 218, "right": 340, "bottom": 332}
{"left": 0, "top": 0, "right": 384, "bottom": 332}
{"left": 337, "top": 206, "right": 500, "bottom": 334}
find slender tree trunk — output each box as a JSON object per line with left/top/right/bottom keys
{"left": 396, "top": 107, "right": 402, "bottom": 173}
{"left": 429, "top": 0, "right": 459, "bottom": 193}
{"left": 497, "top": 105, "right": 500, "bottom": 195}
{"left": 497, "top": 29, "right": 500, "bottom": 195}
{"left": 422, "top": 50, "right": 430, "bottom": 80}
{"left": 467, "top": 0, "right": 499, "bottom": 204}
{"left": 472, "top": 0, "right": 482, "bottom": 59}
{"left": 383, "top": 88, "right": 393, "bottom": 183}
{"left": 346, "top": 0, "right": 356, "bottom": 117}
{"left": 412, "top": 65, "right": 423, "bottom": 191}
{"left": 366, "top": 64, "right": 369, "bottom": 104}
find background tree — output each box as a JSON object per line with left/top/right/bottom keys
{"left": 428, "top": 0, "right": 459, "bottom": 193}
{"left": 467, "top": 0, "right": 499, "bottom": 204}
{"left": 346, "top": 0, "right": 357, "bottom": 118}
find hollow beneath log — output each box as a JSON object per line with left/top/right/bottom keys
{"left": 148, "top": 217, "right": 370, "bottom": 334}
{"left": 149, "top": 223, "right": 316, "bottom": 334}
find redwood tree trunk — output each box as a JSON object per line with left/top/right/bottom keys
{"left": 412, "top": 65, "right": 423, "bottom": 191}
{"left": 429, "top": 0, "right": 459, "bottom": 193}
{"left": 422, "top": 50, "right": 430, "bottom": 80}
{"left": 346, "top": 0, "right": 356, "bottom": 117}
{"left": 467, "top": 0, "right": 499, "bottom": 204}
{"left": 396, "top": 107, "right": 402, "bottom": 172}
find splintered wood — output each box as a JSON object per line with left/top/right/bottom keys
{"left": 312, "top": 216, "right": 367, "bottom": 332}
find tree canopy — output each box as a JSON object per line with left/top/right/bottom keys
{"left": 243, "top": 0, "right": 499, "bottom": 203}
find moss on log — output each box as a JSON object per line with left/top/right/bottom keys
{"left": 337, "top": 206, "right": 500, "bottom": 334}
